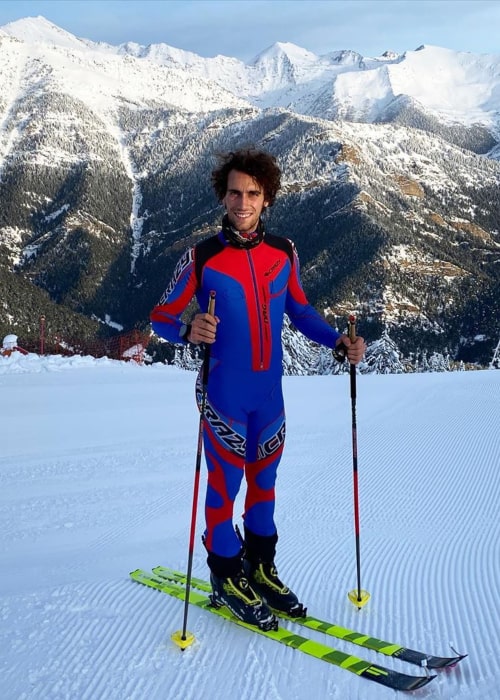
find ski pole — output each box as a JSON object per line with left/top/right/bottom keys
{"left": 347, "top": 314, "right": 370, "bottom": 609}
{"left": 172, "top": 290, "right": 216, "bottom": 649}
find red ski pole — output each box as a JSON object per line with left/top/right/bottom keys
{"left": 172, "top": 291, "right": 216, "bottom": 649}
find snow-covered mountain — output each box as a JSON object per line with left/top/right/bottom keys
{"left": 0, "top": 16, "right": 499, "bottom": 364}
{"left": 112, "top": 32, "right": 500, "bottom": 136}
{"left": 2, "top": 16, "right": 500, "bottom": 137}
{"left": 0, "top": 16, "right": 250, "bottom": 117}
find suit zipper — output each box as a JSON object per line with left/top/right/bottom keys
{"left": 247, "top": 250, "right": 265, "bottom": 369}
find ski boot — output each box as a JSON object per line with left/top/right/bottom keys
{"left": 210, "top": 570, "right": 278, "bottom": 631}
{"left": 241, "top": 526, "right": 306, "bottom": 618}
{"left": 206, "top": 547, "right": 278, "bottom": 631}
{"left": 243, "top": 559, "right": 306, "bottom": 617}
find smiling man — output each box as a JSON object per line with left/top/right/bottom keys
{"left": 223, "top": 169, "right": 268, "bottom": 232}
{"left": 150, "top": 148, "right": 365, "bottom": 630}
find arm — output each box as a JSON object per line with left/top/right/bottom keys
{"left": 285, "top": 243, "right": 341, "bottom": 347}
{"left": 286, "top": 243, "right": 365, "bottom": 365}
{"left": 151, "top": 247, "right": 219, "bottom": 346}
{"left": 150, "top": 248, "right": 198, "bottom": 344}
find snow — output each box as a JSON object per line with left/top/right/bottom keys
{"left": 1, "top": 17, "right": 499, "bottom": 130}
{"left": 1, "top": 352, "right": 499, "bottom": 699}
{"left": 0, "top": 19, "right": 250, "bottom": 127}
{"left": 386, "top": 46, "right": 500, "bottom": 126}
{"left": 0, "top": 16, "right": 88, "bottom": 51}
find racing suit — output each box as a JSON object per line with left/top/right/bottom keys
{"left": 151, "top": 219, "right": 341, "bottom": 561}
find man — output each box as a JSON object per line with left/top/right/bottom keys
{"left": 151, "top": 149, "right": 365, "bottom": 630}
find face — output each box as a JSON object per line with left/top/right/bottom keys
{"left": 222, "top": 170, "right": 269, "bottom": 232}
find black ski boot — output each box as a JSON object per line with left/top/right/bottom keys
{"left": 207, "top": 549, "right": 278, "bottom": 631}
{"left": 241, "top": 526, "right": 306, "bottom": 618}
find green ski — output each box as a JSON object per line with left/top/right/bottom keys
{"left": 153, "top": 565, "right": 466, "bottom": 670}
{"left": 130, "top": 568, "right": 435, "bottom": 692}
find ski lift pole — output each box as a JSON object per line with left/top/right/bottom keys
{"left": 347, "top": 314, "right": 370, "bottom": 609}
{"left": 172, "top": 291, "right": 216, "bottom": 649}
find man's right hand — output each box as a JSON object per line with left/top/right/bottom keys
{"left": 188, "top": 313, "right": 219, "bottom": 344}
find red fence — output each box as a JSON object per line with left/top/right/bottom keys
{"left": 18, "top": 327, "right": 151, "bottom": 364}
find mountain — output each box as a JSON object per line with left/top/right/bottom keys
{"left": 115, "top": 35, "right": 500, "bottom": 154}
{"left": 0, "top": 16, "right": 499, "bottom": 364}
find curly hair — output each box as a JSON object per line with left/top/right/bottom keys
{"left": 211, "top": 149, "right": 281, "bottom": 206}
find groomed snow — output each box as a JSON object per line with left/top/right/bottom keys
{"left": 0, "top": 353, "right": 499, "bottom": 699}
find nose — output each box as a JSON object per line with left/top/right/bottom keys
{"left": 238, "top": 192, "right": 250, "bottom": 207}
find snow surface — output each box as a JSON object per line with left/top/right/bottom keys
{"left": 1, "top": 352, "right": 499, "bottom": 699}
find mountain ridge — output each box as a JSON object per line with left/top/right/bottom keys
{"left": 2, "top": 16, "right": 499, "bottom": 133}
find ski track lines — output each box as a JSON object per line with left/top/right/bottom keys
{"left": 0, "top": 444, "right": 192, "bottom": 568}
{"left": 275, "top": 372, "right": 500, "bottom": 700}
{"left": 389, "top": 374, "right": 500, "bottom": 698}
{"left": 2, "top": 367, "right": 499, "bottom": 700}
{"left": 9, "top": 577, "right": 276, "bottom": 700}
{"left": 128, "top": 582, "right": 325, "bottom": 700}
{"left": 3, "top": 578, "right": 190, "bottom": 700}
{"left": 85, "top": 460, "right": 189, "bottom": 557}
{"left": 359, "top": 375, "right": 499, "bottom": 699}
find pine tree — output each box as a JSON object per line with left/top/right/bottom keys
{"left": 281, "top": 317, "right": 319, "bottom": 375}
{"left": 418, "top": 350, "right": 430, "bottom": 373}
{"left": 174, "top": 344, "right": 202, "bottom": 371}
{"left": 364, "top": 329, "right": 405, "bottom": 374}
{"left": 490, "top": 339, "right": 500, "bottom": 369}
{"left": 428, "top": 351, "right": 451, "bottom": 372}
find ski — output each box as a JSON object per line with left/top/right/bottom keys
{"left": 130, "top": 568, "right": 435, "bottom": 692}
{"left": 152, "top": 565, "right": 467, "bottom": 670}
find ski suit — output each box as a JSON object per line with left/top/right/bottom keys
{"left": 151, "top": 225, "right": 341, "bottom": 559}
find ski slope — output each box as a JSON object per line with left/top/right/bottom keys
{"left": 0, "top": 353, "right": 499, "bottom": 699}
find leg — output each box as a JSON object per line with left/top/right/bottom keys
{"left": 243, "top": 385, "right": 285, "bottom": 538}
{"left": 201, "top": 374, "right": 278, "bottom": 630}
{"left": 241, "top": 384, "right": 305, "bottom": 616}
{"left": 203, "top": 395, "right": 247, "bottom": 563}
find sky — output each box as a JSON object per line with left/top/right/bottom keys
{"left": 0, "top": 0, "right": 498, "bottom": 61}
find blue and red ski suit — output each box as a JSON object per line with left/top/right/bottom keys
{"left": 151, "top": 226, "right": 341, "bottom": 559}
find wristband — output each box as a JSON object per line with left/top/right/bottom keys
{"left": 179, "top": 323, "right": 192, "bottom": 342}
{"left": 332, "top": 342, "right": 347, "bottom": 363}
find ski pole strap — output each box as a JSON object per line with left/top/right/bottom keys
{"left": 201, "top": 291, "right": 216, "bottom": 386}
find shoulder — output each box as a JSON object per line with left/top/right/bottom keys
{"left": 194, "top": 233, "right": 224, "bottom": 256}
{"left": 264, "top": 234, "right": 296, "bottom": 264}
{"left": 194, "top": 233, "right": 225, "bottom": 283}
{"left": 194, "top": 233, "right": 224, "bottom": 263}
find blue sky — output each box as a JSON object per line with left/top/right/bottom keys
{"left": 0, "top": 1, "right": 498, "bottom": 60}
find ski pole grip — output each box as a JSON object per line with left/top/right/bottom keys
{"left": 201, "top": 291, "right": 216, "bottom": 387}
{"left": 207, "top": 290, "right": 216, "bottom": 317}
{"left": 348, "top": 314, "right": 356, "bottom": 343}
